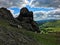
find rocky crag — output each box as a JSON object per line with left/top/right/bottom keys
{"left": 16, "top": 7, "right": 40, "bottom": 32}
{"left": 0, "top": 7, "right": 40, "bottom": 45}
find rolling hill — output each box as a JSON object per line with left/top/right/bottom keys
{"left": 39, "top": 20, "right": 60, "bottom": 32}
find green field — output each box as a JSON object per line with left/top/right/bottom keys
{"left": 45, "top": 28, "right": 60, "bottom": 32}
{"left": 24, "top": 31, "right": 57, "bottom": 45}
{"left": 39, "top": 20, "right": 60, "bottom": 33}
{"left": 37, "top": 20, "right": 60, "bottom": 45}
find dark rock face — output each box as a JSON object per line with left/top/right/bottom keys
{"left": 17, "top": 7, "right": 40, "bottom": 33}
{"left": 0, "top": 7, "right": 14, "bottom": 20}
{"left": 0, "top": 7, "right": 40, "bottom": 33}
{"left": 17, "top": 7, "right": 33, "bottom": 21}
{"left": 0, "top": 7, "right": 40, "bottom": 45}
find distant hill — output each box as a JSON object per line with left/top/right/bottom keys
{"left": 39, "top": 20, "right": 60, "bottom": 32}
{"left": 36, "top": 19, "right": 56, "bottom": 24}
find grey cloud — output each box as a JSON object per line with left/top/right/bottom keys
{"left": 33, "top": 11, "right": 47, "bottom": 21}
{"left": 33, "top": 9, "right": 60, "bottom": 21}
{"left": 30, "top": 0, "right": 60, "bottom": 8}
{"left": 47, "top": 9, "right": 60, "bottom": 19}
{"left": 0, "top": 0, "right": 28, "bottom": 8}
{"left": 48, "top": 9, "right": 60, "bottom": 15}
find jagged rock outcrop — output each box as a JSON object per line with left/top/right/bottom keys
{"left": 0, "top": 7, "right": 14, "bottom": 20}
{"left": 17, "top": 7, "right": 33, "bottom": 22}
{"left": 0, "top": 7, "right": 40, "bottom": 33}
{"left": 17, "top": 7, "right": 40, "bottom": 33}
{"left": 0, "top": 7, "right": 22, "bottom": 28}
{"left": 0, "top": 7, "right": 40, "bottom": 45}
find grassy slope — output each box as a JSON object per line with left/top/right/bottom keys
{"left": 0, "top": 19, "right": 58, "bottom": 45}
{"left": 40, "top": 20, "right": 60, "bottom": 32}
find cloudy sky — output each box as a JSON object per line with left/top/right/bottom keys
{"left": 0, "top": 0, "right": 60, "bottom": 21}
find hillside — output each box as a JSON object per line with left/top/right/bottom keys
{"left": 40, "top": 20, "right": 60, "bottom": 32}
{"left": 0, "top": 18, "right": 58, "bottom": 45}
{"left": 0, "top": 7, "right": 40, "bottom": 45}
{"left": 0, "top": 7, "right": 59, "bottom": 45}
{"left": 0, "top": 18, "right": 40, "bottom": 45}
{"left": 39, "top": 20, "right": 60, "bottom": 45}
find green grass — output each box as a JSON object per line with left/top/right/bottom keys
{"left": 45, "top": 28, "right": 60, "bottom": 32}
{"left": 39, "top": 20, "right": 60, "bottom": 33}
{"left": 19, "top": 30, "right": 57, "bottom": 45}
{"left": 0, "top": 19, "right": 59, "bottom": 45}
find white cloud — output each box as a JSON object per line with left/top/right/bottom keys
{"left": 33, "top": 8, "right": 60, "bottom": 21}
{"left": 33, "top": 11, "right": 48, "bottom": 21}
{"left": 1, "top": 0, "right": 60, "bottom": 21}
{"left": 0, "top": 0, "right": 29, "bottom": 8}
{"left": 29, "top": 0, "right": 34, "bottom": 6}
{"left": 47, "top": 8, "right": 60, "bottom": 15}
{"left": 46, "top": 8, "right": 60, "bottom": 20}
